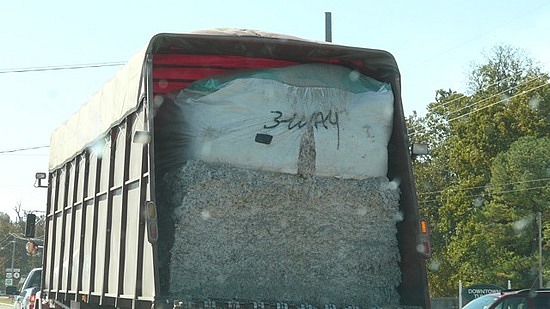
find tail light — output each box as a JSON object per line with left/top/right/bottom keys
{"left": 29, "top": 293, "right": 36, "bottom": 309}
{"left": 417, "top": 218, "right": 431, "bottom": 258}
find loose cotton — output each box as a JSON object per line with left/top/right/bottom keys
{"left": 158, "top": 160, "right": 402, "bottom": 308}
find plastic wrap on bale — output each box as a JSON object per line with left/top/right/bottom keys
{"left": 154, "top": 63, "right": 394, "bottom": 180}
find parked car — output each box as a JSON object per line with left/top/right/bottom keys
{"left": 12, "top": 268, "right": 41, "bottom": 309}
{"left": 463, "top": 289, "right": 550, "bottom": 309}
{"left": 463, "top": 293, "right": 501, "bottom": 309}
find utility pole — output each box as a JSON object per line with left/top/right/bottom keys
{"left": 325, "top": 12, "right": 332, "bottom": 42}
{"left": 539, "top": 212, "right": 543, "bottom": 288}
{"left": 11, "top": 240, "right": 15, "bottom": 275}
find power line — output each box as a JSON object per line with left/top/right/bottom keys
{"left": 445, "top": 75, "right": 543, "bottom": 117}
{"left": 419, "top": 184, "right": 550, "bottom": 204}
{"left": 447, "top": 79, "right": 529, "bottom": 115}
{"left": 430, "top": 72, "right": 524, "bottom": 110}
{"left": 447, "top": 82, "right": 548, "bottom": 122}
{"left": 0, "top": 62, "right": 126, "bottom": 74}
{"left": 0, "top": 235, "right": 15, "bottom": 249}
{"left": 419, "top": 177, "right": 550, "bottom": 196}
{"left": 9, "top": 232, "right": 31, "bottom": 241}
{"left": 414, "top": 2, "right": 550, "bottom": 68}
{"left": 0, "top": 145, "right": 49, "bottom": 154}
{"left": 430, "top": 71, "right": 546, "bottom": 113}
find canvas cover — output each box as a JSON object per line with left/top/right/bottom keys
{"left": 48, "top": 30, "right": 401, "bottom": 171}
{"left": 48, "top": 49, "right": 146, "bottom": 170}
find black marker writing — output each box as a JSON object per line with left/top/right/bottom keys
{"left": 263, "top": 110, "right": 340, "bottom": 149}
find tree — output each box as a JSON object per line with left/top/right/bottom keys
{"left": 0, "top": 210, "right": 44, "bottom": 289}
{"left": 484, "top": 137, "right": 550, "bottom": 287}
{"left": 412, "top": 45, "right": 550, "bottom": 296}
{"left": 468, "top": 45, "right": 540, "bottom": 96}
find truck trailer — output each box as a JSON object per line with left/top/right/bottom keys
{"left": 39, "top": 29, "right": 431, "bottom": 309}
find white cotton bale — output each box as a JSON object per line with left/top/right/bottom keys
{"left": 173, "top": 63, "right": 394, "bottom": 179}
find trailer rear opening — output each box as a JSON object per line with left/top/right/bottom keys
{"left": 41, "top": 29, "right": 430, "bottom": 309}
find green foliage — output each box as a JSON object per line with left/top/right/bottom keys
{"left": 490, "top": 136, "right": 550, "bottom": 206}
{"left": 0, "top": 212, "right": 44, "bottom": 288}
{"left": 411, "top": 45, "right": 550, "bottom": 296}
{"left": 487, "top": 137, "right": 550, "bottom": 285}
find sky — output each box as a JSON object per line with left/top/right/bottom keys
{"left": 1, "top": 0, "right": 549, "bottom": 221}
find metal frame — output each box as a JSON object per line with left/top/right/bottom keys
{"left": 43, "top": 100, "right": 153, "bottom": 308}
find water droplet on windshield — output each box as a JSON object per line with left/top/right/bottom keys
{"left": 348, "top": 70, "right": 360, "bottom": 82}
{"left": 387, "top": 178, "right": 400, "bottom": 190}
{"left": 472, "top": 197, "right": 483, "bottom": 208}
{"left": 201, "top": 210, "right": 211, "bottom": 220}
{"left": 529, "top": 96, "right": 540, "bottom": 110}
{"left": 513, "top": 215, "right": 533, "bottom": 233}
{"left": 394, "top": 211, "right": 404, "bottom": 222}
{"left": 428, "top": 259, "right": 441, "bottom": 272}
{"left": 158, "top": 79, "right": 169, "bottom": 89}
